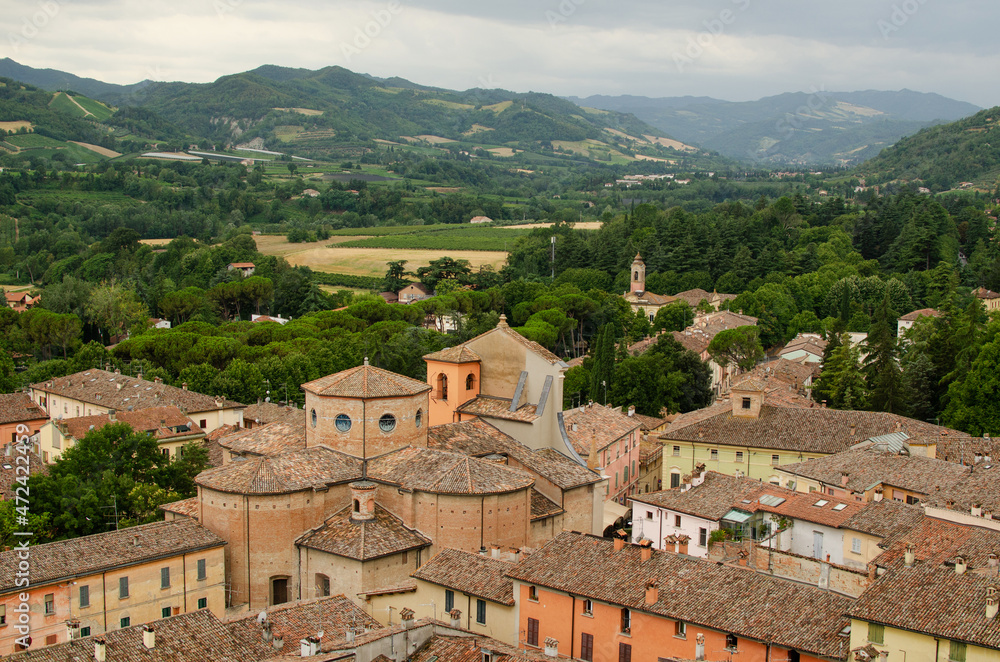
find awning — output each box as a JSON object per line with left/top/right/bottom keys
{"left": 721, "top": 509, "right": 753, "bottom": 524}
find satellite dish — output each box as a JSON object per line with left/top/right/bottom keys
{"left": 316, "top": 630, "right": 324, "bottom": 639}
{"left": 257, "top": 611, "right": 268, "bottom": 625}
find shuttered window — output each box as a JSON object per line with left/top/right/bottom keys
{"left": 619, "top": 642, "right": 632, "bottom": 662}
{"left": 581, "top": 633, "right": 594, "bottom": 661}
{"left": 527, "top": 618, "right": 539, "bottom": 647}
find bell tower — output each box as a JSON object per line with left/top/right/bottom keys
{"left": 630, "top": 253, "right": 646, "bottom": 294}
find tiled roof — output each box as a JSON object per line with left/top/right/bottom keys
{"left": 757, "top": 490, "right": 863, "bottom": 528}
{"left": 457, "top": 395, "right": 539, "bottom": 423}
{"left": 31, "top": 369, "right": 244, "bottom": 413}
{"left": 427, "top": 419, "right": 600, "bottom": 490}
{"left": 227, "top": 594, "right": 382, "bottom": 658}
{"left": 530, "top": 488, "right": 564, "bottom": 520}
{"left": 368, "top": 447, "right": 534, "bottom": 495}
{"left": 639, "top": 438, "right": 663, "bottom": 463}
{"left": 296, "top": 504, "right": 431, "bottom": 560}
{"left": 7, "top": 609, "right": 253, "bottom": 662}
{"left": 662, "top": 403, "right": 963, "bottom": 454}
{"left": 935, "top": 436, "right": 1000, "bottom": 467}
{"left": 0, "top": 519, "right": 225, "bottom": 592}
{"left": 423, "top": 345, "right": 482, "bottom": 364}
{"left": 57, "top": 406, "right": 203, "bottom": 442}
{"left": 196, "top": 446, "right": 362, "bottom": 495}
{"left": 780, "top": 334, "right": 827, "bottom": 356}
{"left": 693, "top": 310, "right": 759, "bottom": 331}
{"left": 779, "top": 447, "right": 970, "bottom": 496}
{"left": 625, "top": 290, "right": 676, "bottom": 306}
{"left": 412, "top": 548, "right": 516, "bottom": 605}
{"left": 973, "top": 286, "right": 1000, "bottom": 300}
{"left": 630, "top": 472, "right": 783, "bottom": 521}
{"left": 0, "top": 392, "right": 46, "bottom": 425}
{"left": 508, "top": 532, "right": 853, "bottom": 659}
{"left": 736, "top": 359, "right": 818, "bottom": 390}
{"left": 562, "top": 403, "right": 641, "bottom": 458}
{"left": 432, "top": 316, "right": 563, "bottom": 366}
{"left": 923, "top": 466, "right": 1000, "bottom": 514}
{"left": 0, "top": 449, "right": 47, "bottom": 500}
{"left": 731, "top": 378, "right": 767, "bottom": 392}
{"left": 632, "top": 412, "right": 667, "bottom": 431}
{"left": 228, "top": 262, "right": 255, "bottom": 268}
{"left": 159, "top": 496, "right": 200, "bottom": 519}
{"left": 875, "top": 517, "right": 1000, "bottom": 570}
{"left": 411, "top": 635, "right": 555, "bottom": 662}
{"left": 672, "top": 288, "right": 712, "bottom": 307}
{"left": 899, "top": 307, "right": 942, "bottom": 321}
{"left": 302, "top": 363, "right": 431, "bottom": 398}
{"left": 243, "top": 402, "right": 304, "bottom": 426}
{"left": 218, "top": 421, "right": 306, "bottom": 457}
{"left": 839, "top": 499, "right": 925, "bottom": 540}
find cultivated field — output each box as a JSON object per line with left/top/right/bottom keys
{"left": 504, "top": 222, "right": 603, "bottom": 230}
{"left": 0, "top": 121, "right": 33, "bottom": 132}
{"left": 71, "top": 141, "right": 122, "bottom": 158}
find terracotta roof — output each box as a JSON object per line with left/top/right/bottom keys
{"left": 632, "top": 412, "right": 667, "bottom": 431}
{"left": 0, "top": 449, "right": 47, "bottom": 500}
{"left": 0, "top": 519, "right": 225, "bottom": 592}
{"left": 423, "top": 345, "right": 482, "bottom": 364}
{"left": 196, "top": 446, "right": 362, "bottom": 495}
{"left": 302, "top": 363, "right": 431, "bottom": 398}
{"left": 923, "top": 466, "right": 1000, "bottom": 515}
{"left": 228, "top": 262, "right": 255, "bottom": 268}
{"left": 434, "top": 316, "right": 563, "bottom": 366}
{"left": 31, "top": 369, "right": 244, "bottom": 413}
{"left": 779, "top": 447, "right": 970, "bottom": 497}
{"left": 457, "top": 395, "right": 539, "bottom": 423}
{"left": 0, "top": 392, "right": 46, "bottom": 425}
{"left": 672, "top": 288, "right": 712, "bottom": 307}
{"left": 561, "top": 403, "right": 641, "bottom": 458}
{"left": 243, "top": 402, "right": 304, "bottom": 426}
{"left": 368, "top": 447, "right": 534, "bottom": 495}
{"left": 7, "top": 609, "right": 253, "bottom": 662}
{"left": 400, "top": 283, "right": 433, "bottom": 295}
{"left": 736, "top": 359, "right": 818, "bottom": 391}
{"left": 412, "top": 548, "right": 516, "bottom": 605}
{"left": 508, "top": 532, "right": 853, "bottom": 659}
{"left": 159, "top": 496, "right": 200, "bottom": 519}
{"left": 780, "top": 335, "right": 827, "bottom": 357}
{"left": 731, "top": 378, "right": 767, "bottom": 392}
{"left": 875, "top": 517, "right": 1000, "bottom": 570}
{"left": 530, "top": 488, "right": 564, "bottom": 520}
{"left": 639, "top": 438, "right": 663, "bottom": 463}
{"left": 756, "top": 490, "right": 864, "bottom": 528}
{"left": 839, "top": 499, "right": 925, "bottom": 540}
{"left": 218, "top": 421, "right": 306, "bottom": 457}
{"left": 935, "top": 436, "right": 1000, "bottom": 467}
{"left": 56, "top": 406, "right": 203, "bottom": 442}
{"left": 427, "top": 419, "right": 600, "bottom": 490}
{"left": 227, "top": 594, "right": 382, "bottom": 658}
{"left": 670, "top": 328, "right": 712, "bottom": 354}
{"left": 296, "top": 504, "right": 431, "bottom": 560}
{"left": 973, "top": 286, "right": 1000, "bottom": 300}
{"left": 630, "top": 472, "right": 784, "bottom": 521}
{"left": 411, "top": 635, "right": 555, "bottom": 662}
{"left": 662, "top": 403, "right": 963, "bottom": 454}
{"left": 899, "top": 307, "right": 943, "bottom": 322}
{"left": 625, "top": 290, "right": 677, "bottom": 306}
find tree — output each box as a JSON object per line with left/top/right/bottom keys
{"left": 864, "top": 294, "right": 907, "bottom": 414}
{"left": 589, "top": 325, "right": 615, "bottom": 405}
{"left": 382, "top": 260, "right": 410, "bottom": 293}
{"left": 159, "top": 287, "right": 209, "bottom": 324}
{"left": 416, "top": 256, "right": 472, "bottom": 289}
{"left": 86, "top": 281, "right": 149, "bottom": 339}
{"left": 943, "top": 334, "right": 1000, "bottom": 435}
{"left": 707, "top": 326, "right": 764, "bottom": 372}
{"left": 652, "top": 301, "right": 693, "bottom": 333}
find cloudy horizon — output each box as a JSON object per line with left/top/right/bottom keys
{"left": 2, "top": 0, "right": 997, "bottom": 107}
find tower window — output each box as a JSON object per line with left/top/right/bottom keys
{"left": 335, "top": 414, "right": 352, "bottom": 432}
{"left": 379, "top": 413, "right": 396, "bottom": 433}
{"left": 310, "top": 409, "right": 317, "bottom": 428}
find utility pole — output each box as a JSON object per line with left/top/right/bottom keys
{"left": 550, "top": 236, "right": 556, "bottom": 280}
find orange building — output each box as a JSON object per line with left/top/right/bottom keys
{"left": 509, "top": 532, "right": 852, "bottom": 662}
{"left": 0, "top": 394, "right": 47, "bottom": 451}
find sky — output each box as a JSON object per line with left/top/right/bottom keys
{"left": 3, "top": 0, "right": 998, "bottom": 107}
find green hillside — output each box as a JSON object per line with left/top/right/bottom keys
{"left": 856, "top": 106, "right": 1000, "bottom": 190}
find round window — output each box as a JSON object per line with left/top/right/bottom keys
{"left": 379, "top": 413, "right": 396, "bottom": 433}
{"left": 415, "top": 409, "right": 422, "bottom": 428}
{"left": 310, "top": 409, "right": 317, "bottom": 428}
{"left": 335, "top": 414, "right": 352, "bottom": 432}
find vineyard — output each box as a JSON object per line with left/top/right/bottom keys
{"left": 330, "top": 225, "right": 533, "bottom": 251}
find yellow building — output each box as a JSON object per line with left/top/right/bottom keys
{"left": 0, "top": 519, "right": 226, "bottom": 655}
{"left": 660, "top": 380, "right": 960, "bottom": 489}
{"left": 30, "top": 369, "right": 245, "bottom": 434}
{"left": 364, "top": 548, "right": 518, "bottom": 646}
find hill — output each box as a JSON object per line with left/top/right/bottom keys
{"left": 1, "top": 60, "right": 724, "bottom": 168}
{"left": 569, "top": 90, "right": 981, "bottom": 166}
{"left": 855, "top": 106, "right": 1000, "bottom": 191}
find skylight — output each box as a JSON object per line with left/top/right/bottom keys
{"left": 759, "top": 494, "right": 786, "bottom": 507}
{"left": 832, "top": 503, "right": 848, "bottom": 511}
{"left": 813, "top": 499, "right": 829, "bottom": 507}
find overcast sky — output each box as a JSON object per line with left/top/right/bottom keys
{"left": 3, "top": 0, "right": 997, "bottom": 107}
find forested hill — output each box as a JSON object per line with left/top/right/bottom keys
{"left": 0, "top": 78, "right": 112, "bottom": 146}
{"left": 855, "top": 106, "right": 1000, "bottom": 191}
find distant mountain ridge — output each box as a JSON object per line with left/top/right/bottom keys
{"left": 568, "top": 90, "right": 981, "bottom": 166}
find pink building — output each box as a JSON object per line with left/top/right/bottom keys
{"left": 561, "top": 403, "right": 642, "bottom": 503}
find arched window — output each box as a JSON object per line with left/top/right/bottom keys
{"left": 315, "top": 573, "right": 330, "bottom": 598}
{"left": 310, "top": 409, "right": 317, "bottom": 428}
{"left": 270, "top": 577, "right": 289, "bottom": 606}
{"left": 353, "top": 499, "right": 360, "bottom": 513}
{"left": 379, "top": 413, "right": 396, "bottom": 433}
{"left": 466, "top": 373, "right": 476, "bottom": 390}
{"left": 415, "top": 409, "right": 423, "bottom": 428}
{"left": 437, "top": 373, "right": 448, "bottom": 400}
{"left": 634, "top": 271, "right": 639, "bottom": 281}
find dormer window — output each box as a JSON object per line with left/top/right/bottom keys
{"left": 742, "top": 397, "right": 751, "bottom": 410}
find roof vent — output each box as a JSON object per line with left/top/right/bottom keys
{"left": 94, "top": 638, "right": 107, "bottom": 662}
{"left": 956, "top": 556, "right": 968, "bottom": 575}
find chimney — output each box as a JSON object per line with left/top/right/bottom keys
{"left": 137, "top": 372, "right": 143, "bottom": 381}
{"left": 450, "top": 608, "right": 462, "bottom": 628}
{"left": 133, "top": 534, "right": 141, "bottom": 547}
{"left": 345, "top": 629, "right": 355, "bottom": 643}
{"left": 640, "top": 539, "right": 653, "bottom": 562}
{"left": 109, "top": 409, "right": 116, "bottom": 422}
{"left": 182, "top": 382, "right": 188, "bottom": 391}
{"left": 627, "top": 406, "right": 635, "bottom": 417}
{"left": 956, "top": 556, "right": 968, "bottom": 575}
{"left": 614, "top": 537, "right": 625, "bottom": 551}
{"left": 94, "top": 638, "right": 107, "bottom": 662}
{"left": 644, "top": 580, "right": 659, "bottom": 605}
{"left": 400, "top": 608, "right": 415, "bottom": 629}
{"left": 300, "top": 636, "right": 321, "bottom": 657}
{"left": 154, "top": 376, "right": 163, "bottom": 384}
{"left": 904, "top": 543, "right": 915, "bottom": 567}
{"left": 873, "top": 488, "right": 884, "bottom": 502}
{"left": 988, "top": 587, "right": 999, "bottom": 620}
{"left": 262, "top": 621, "right": 273, "bottom": 643}
{"left": 572, "top": 423, "right": 578, "bottom": 432}
{"left": 273, "top": 632, "right": 284, "bottom": 650}
{"left": 544, "top": 637, "right": 559, "bottom": 658}
{"left": 142, "top": 624, "right": 155, "bottom": 650}
{"left": 117, "top": 382, "right": 123, "bottom": 391}
{"left": 990, "top": 553, "right": 999, "bottom": 568}
{"left": 840, "top": 472, "right": 849, "bottom": 487}
{"left": 972, "top": 503, "right": 983, "bottom": 518}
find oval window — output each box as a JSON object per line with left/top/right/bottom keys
{"left": 379, "top": 413, "right": 396, "bottom": 433}
{"left": 415, "top": 409, "right": 422, "bottom": 428}
{"left": 335, "top": 414, "right": 352, "bottom": 432}
{"left": 310, "top": 409, "right": 317, "bottom": 428}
